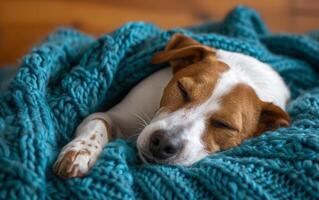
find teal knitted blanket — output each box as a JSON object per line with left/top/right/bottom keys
{"left": 1, "top": 6, "right": 319, "bottom": 199}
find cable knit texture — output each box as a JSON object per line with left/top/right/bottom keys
{"left": 0, "top": 6, "right": 319, "bottom": 200}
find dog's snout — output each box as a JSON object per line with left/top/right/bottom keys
{"left": 149, "top": 130, "right": 182, "bottom": 160}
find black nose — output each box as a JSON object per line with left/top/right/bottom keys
{"left": 149, "top": 130, "right": 182, "bottom": 160}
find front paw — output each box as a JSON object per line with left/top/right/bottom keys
{"left": 53, "top": 146, "right": 95, "bottom": 178}
{"left": 53, "top": 149, "right": 91, "bottom": 178}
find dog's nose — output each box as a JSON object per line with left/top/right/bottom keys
{"left": 149, "top": 130, "right": 182, "bottom": 160}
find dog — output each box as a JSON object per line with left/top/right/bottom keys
{"left": 53, "top": 34, "right": 291, "bottom": 178}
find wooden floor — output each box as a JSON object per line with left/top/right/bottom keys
{"left": 0, "top": 0, "right": 318, "bottom": 66}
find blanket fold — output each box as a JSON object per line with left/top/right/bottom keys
{"left": 0, "top": 6, "right": 319, "bottom": 200}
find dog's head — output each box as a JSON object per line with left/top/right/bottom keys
{"left": 137, "top": 34, "right": 290, "bottom": 165}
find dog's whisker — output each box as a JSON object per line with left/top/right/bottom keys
{"left": 136, "top": 120, "right": 147, "bottom": 129}
{"left": 134, "top": 113, "right": 149, "bottom": 127}
{"left": 127, "top": 132, "right": 140, "bottom": 140}
{"left": 135, "top": 123, "right": 146, "bottom": 132}
{"left": 134, "top": 119, "right": 150, "bottom": 133}
{"left": 141, "top": 112, "right": 152, "bottom": 123}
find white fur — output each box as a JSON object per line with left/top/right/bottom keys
{"left": 54, "top": 50, "right": 290, "bottom": 176}
{"left": 216, "top": 50, "right": 290, "bottom": 109}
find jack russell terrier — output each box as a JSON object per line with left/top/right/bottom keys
{"left": 53, "top": 34, "right": 291, "bottom": 178}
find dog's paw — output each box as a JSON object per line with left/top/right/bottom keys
{"left": 53, "top": 148, "right": 93, "bottom": 178}
{"left": 53, "top": 141, "right": 100, "bottom": 178}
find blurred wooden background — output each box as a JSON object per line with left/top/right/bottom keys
{"left": 0, "top": 0, "right": 318, "bottom": 66}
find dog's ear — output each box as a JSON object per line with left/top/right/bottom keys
{"left": 152, "top": 34, "right": 216, "bottom": 73}
{"left": 255, "top": 102, "right": 290, "bottom": 135}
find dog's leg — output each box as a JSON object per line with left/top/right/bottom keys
{"left": 53, "top": 113, "right": 113, "bottom": 178}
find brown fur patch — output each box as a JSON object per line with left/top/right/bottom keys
{"left": 153, "top": 34, "right": 229, "bottom": 112}
{"left": 160, "top": 59, "right": 229, "bottom": 112}
{"left": 202, "top": 84, "right": 261, "bottom": 152}
{"left": 152, "top": 34, "right": 217, "bottom": 73}
{"left": 90, "top": 134, "right": 96, "bottom": 140}
{"left": 54, "top": 149, "right": 91, "bottom": 178}
{"left": 255, "top": 102, "right": 291, "bottom": 135}
{"left": 202, "top": 84, "right": 290, "bottom": 152}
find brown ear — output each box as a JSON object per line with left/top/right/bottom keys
{"left": 256, "top": 102, "right": 291, "bottom": 135}
{"left": 152, "top": 34, "right": 216, "bottom": 73}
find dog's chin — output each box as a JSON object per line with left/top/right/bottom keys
{"left": 137, "top": 148, "right": 196, "bottom": 166}
{"left": 138, "top": 149, "right": 173, "bottom": 165}
{"left": 138, "top": 150, "right": 158, "bottom": 164}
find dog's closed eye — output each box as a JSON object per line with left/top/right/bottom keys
{"left": 211, "top": 119, "right": 238, "bottom": 132}
{"left": 177, "top": 81, "right": 191, "bottom": 102}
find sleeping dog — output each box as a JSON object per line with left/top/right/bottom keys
{"left": 54, "top": 34, "right": 290, "bottom": 178}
